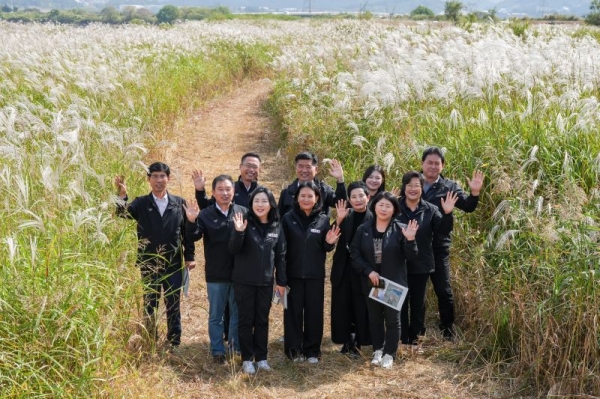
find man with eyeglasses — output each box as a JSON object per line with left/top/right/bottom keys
{"left": 277, "top": 151, "right": 347, "bottom": 217}
{"left": 192, "top": 152, "right": 261, "bottom": 209}
{"left": 115, "top": 162, "right": 195, "bottom": 350}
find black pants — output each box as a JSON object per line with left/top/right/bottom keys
{"left": 234, "top": 283, "right": 272, "bottom": 362}
{"left": 401, "top": 273, "right": 429, "bottom": 344}
{"left": 366, "top": 297, "right": 400, "bottom": 358}
{"left": 140, "top": 264, "right": 183, "bottom": 346}
{"left": 284, "top": 278, "right": 324, "bottom": 359}
{"left": 330, "top": 265, "right": 370, "bottom": 346}
{"left": 430, "top": 248, "right": 455, "bottom": 332}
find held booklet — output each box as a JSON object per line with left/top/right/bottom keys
{"left": 368, "top": 276, "right": 408, "bottom": 311}
{"left": 272, "top": 284, "right": 290, "bottom": 309}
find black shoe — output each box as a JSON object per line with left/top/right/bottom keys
{"left": 340, "top": 342, "right": 350, "bottom": 354}
{"left": 213, "top": 355, "right": 227, "bottom": 364}
{"left": 442, "top": 327, "right": 455, "bottom": 340}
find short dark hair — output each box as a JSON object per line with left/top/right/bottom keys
{"left": 400, "top": 171, "right": 424, "bottom": 197}
{"left": 212, "top": 174, "right": 234, "bottom": 191}
{"left": 241, "top": 152, "right": 261, "bottom": 163}
{"left": 362, "top": 165, "right": 386, "bottom": 193}
{"left": 369, "top": 191, "right": 400, "bottom": 218}
{"left": 147, "top": 162, "right": 170, "bottom": 177}
{"left": 248, "top": 186, "right": 279, "bottom": 224}
{"left": 347, "top": 181, "right": 369, "bottom": 197}
{"left": 295, "top": 151, "right": 318, "bottom": 166}
{"left": 293, "top": 181, "right": 323, "bottom": 213}
{"left": 422, "top": 146, "right": 445, "bottom": 164}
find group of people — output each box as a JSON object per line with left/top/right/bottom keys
{"left": 114, "top": 147, "right": 484, "bottom": 374}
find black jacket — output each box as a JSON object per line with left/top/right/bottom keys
{"left": 116, "top": 192, "right": 193, "bottom": 269}
{"left": 422, "top": 174, "right": 479, "bottom": 249}
{"left": 397, "top": 198, "right": 452, "bottom": 274}
{"left": 350, "top": 219, "right": 418, "bottom": 294}
{"left": 330, "top": 208, "right": 373, "bottom": 287}
{"left": 281, "top": 205, "right": 335, "bottom": 280}
{"left": 278, "top": 178, "right": 347, "bottom": 217}
{"left": 229, "top": 218, "right": 287, "bottom": 287}
{"left": 186, "top": 203, "right": 248, "bottom": 282}
{"left": 195, "top": 177, "right": 258, "bottom": 209}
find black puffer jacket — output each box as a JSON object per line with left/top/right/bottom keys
{"left": 421, "top": 174, "right": 479, "bottom": 249}
{"left": 281, "top": 205, "right": 335, "bottom": 280}
{"left": 116, "top": 192, "right": 194, "bottom": 268}
{"left": 397, "top": 198, "right": 452, "bottom": 274}
{"left": 185, "top": 203, "right": 247, "bottom": 282}
{"left": 229, "top": 217, "right": 287, "bottom": 287}
{"left": 350, "top": 219, "right": 418, "bottom": 294}
{"left": 278, "top": 178, "right": 347, "bottom": 217}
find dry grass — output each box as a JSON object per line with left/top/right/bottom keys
{"left": 106, "top": 79, "right": 509, "bottom": 399}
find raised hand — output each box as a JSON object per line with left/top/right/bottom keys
{"left": 466, "top": 170, "right": 484, "bottom": 196}
{"left": 401, "top": 219, "right": 419, "bottom": 241}
{"left": 233, "top": 212, "right": 247, "bottom": 232}
{"left": 390, "top": 187, "right": 400, "bottom": 198}
{"left": 182, "top": 199, "right": 200, "bottom": 222}
{"left": 326, "top": 225, "right": 341, "bottom": 245}
{"left": 114, "top": 175, "right": 127, "bottom": 198}
{"left": 328, "top": 158, "right": 344, "bottom": 183}
{"left": 440, "top": 191, "right": 459, "bottom": 215}
{"left": 192, "top": 169, "right": 206, "bottom": 191}
{"left": 335, "top": 199, "right": 349, "bottom": 223}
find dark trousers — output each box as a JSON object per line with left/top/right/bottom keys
{"left": 366, "top": 297, "right": 400, "bottom": 358}
{"left": 430, "top": 249, "right": 455, "bottom": 332}
{"left": 284, "top": 278, "right": 324, "bottom": 359}
{"left": 140, "top": 265, "right": 183, "bottom": 346}
{"left": 401, "top": 273, "right": 429, "bottom": 344}
{"left": 234, "top": 283, "right": 272, "bottom": 362}
{"left": 330, "top": 267, "right": 370, "bottom": 346}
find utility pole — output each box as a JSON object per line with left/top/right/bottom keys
{"left": 304, "top": 0, "right": 312, "bottom": 13}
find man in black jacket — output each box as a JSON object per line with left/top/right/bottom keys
{"left": 420, "top": 147, "right": 484, "bottom": 339}
{"left": 278, "top": 151, "right": 347, "bottom": 217}
{"left": 192, "top": 152, "right": 261, "bottom": 209}
{"left": 115, "top": 162, "right": 194, "bottom": 349}
{"left": 184, "top": 175, "right": 247, "bottom": 363}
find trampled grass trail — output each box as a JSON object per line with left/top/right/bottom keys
{"left": 113, "top": 79, "right": 505, "bottom": 398}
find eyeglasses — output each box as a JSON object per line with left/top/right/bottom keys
{"left": 242, "top": 163, "right": 260, "bottom": 170}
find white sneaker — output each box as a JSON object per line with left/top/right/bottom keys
{"left": 256, "top": 360, "right": 271, "bottom": 371}
{"left": 371, "top": 349, "right": 383, "bottom": 366}
{"left": 242, "top": 361, "right": 256, "bottom": 375}
{"left": 293, "top": 355, "right": 305, "bottom": 363}
{"left": 381, "top": 354, "right": 394, "bottom": 369}
{"left": 307, "top": 357, "right": 319, "bottom": 364}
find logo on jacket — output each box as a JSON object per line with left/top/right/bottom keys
{"left": 267, "top": 233, "right": 278, "bottom": 239}
{"left": 310, "top": 229, "right": 321, "bottom": 234}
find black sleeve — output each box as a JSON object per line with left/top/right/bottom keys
{"left": 181, "top": 199, "right": 195, "bottom": 262}
{"left": 195, "top": 190, "right": 211, "bottom": 210}
{"left": 274, "top": 226, "right": 287, "bottom": 286}
{"left": 350, "top": 227, "right": 374, "bottom": 277}
{"left": 229, "top": 228, "right": 245, "bottom": 255}
{"left": 116, "top": 196, "right": 137, "bottom": 220}
{"left": 450, "top": 180, "right": 479, "bottom": 213}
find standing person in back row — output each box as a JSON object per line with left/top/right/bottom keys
{"left": 193, "top": 152, "right": 261, "bottom": 209}
{"left": 114, "top": 162, "right": 195, "bottom": 350}
{"left": 420, "top": 147, "right": 484, "bottom": 339}
{"left": 278, "top": 151, "right": 347, "bottom": 217}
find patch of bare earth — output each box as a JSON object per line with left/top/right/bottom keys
{"left": 119, "top": 79, "right": 504, "bottom": 399}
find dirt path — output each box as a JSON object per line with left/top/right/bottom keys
{"left": 129, "top": 79, "right": 502, "bottom": 399}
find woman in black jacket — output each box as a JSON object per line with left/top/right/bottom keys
{"left": 330, "top": 181, "right": 373, "bottom": 356}
{"left": 350, "top": 191, "right": 418, "bottom": 369}
{"left": 230, "top": 187, "right": 287, "bottom": 375}
{"left": 282, "top": 181, "right": 340, "bottom": 363}
{"left": 396, "top": 171, "right": 456, "bottom": 346}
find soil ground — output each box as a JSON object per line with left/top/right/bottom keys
{"left": 122, "top": 79, "right": 504, "bottom": 399}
